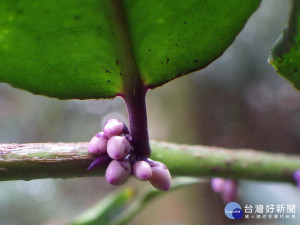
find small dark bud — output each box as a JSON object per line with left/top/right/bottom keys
{"left": 107, "top": 136, "right": 132, "bottom": 160}
{"left": 105, "top": 159, "right": 131, "bottom": 185}
{"left": 88, "top": 132, "right": 108, "bottom": 155}
{"left": 132, "top": 161, "right": 152, "bottom": 181}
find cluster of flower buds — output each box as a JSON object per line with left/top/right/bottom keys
{"left": 88, "top": 119, "right": 171, "bottom": 191}
{"left": 211, "top": 178, "right": 237, "bottom": 203}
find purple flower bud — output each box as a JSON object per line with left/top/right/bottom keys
{"left": 88, "top": 132, "right": 108, "bottom": 155}
{"left": 211, "top": 178, "right": 225, "bottom": 193}
{"left": 103, "top": 119, "right": 128, "bottom": 138}
{"left": 87, "top": 154, "right": 110, "bottom": 171}
{"left": 105, "top": 159, "right": 131, "bottom": 185}
{"left": 293, "top": 169, "right": 300, "bottom": 189}
{"left": 294, "top": 169, "right": 300, "bottom": 181}
{"left": 221, "top": 179, "right": 237, "bottom": 203}
{"left": 107, "top": 136, "right": 132, "bottom": 160}
{"left": 132, "top": 161, "right": 152, "bottom": 181}
{"left": 149, "top": 161, "right": 171, "bottom": 191}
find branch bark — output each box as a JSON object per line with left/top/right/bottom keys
{"left": 0, "top": 141, "right": 299, "bottom": 183}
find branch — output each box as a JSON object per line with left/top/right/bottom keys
{"left": 0, "top": 141, "right": 299, "bottom": 183}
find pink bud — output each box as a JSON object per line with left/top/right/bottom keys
{"left": 105, "top": 160, "right": 131, "bottom": 185}
{"left": 88, "top": 132, "right": 108, "bottom": 155}
{"left": 294, "top": 169, "right": 300, "bottom": 181}
{"left": 132, "top": 161, "right": 152, "bottom": 181}
{"left": 107, "top": 136, "right": 132, "bottom": 160}
{"left": 293, "top": 170, "right": 300, "bottom": 190}
{"left": 149, "top": 161, "right": 171, "bottom": 191}
{"left": 103, "top": 119, "right": 128, "bottom": 138}
{"left": 221, "top": 179, "right": 237, "bottom": 203}
{"left": 211, "top": 178, "right": 225, "bottom": 193}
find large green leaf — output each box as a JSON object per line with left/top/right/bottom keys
{"left": 269, "top": 0, "right": 300, "bottom": 89}
{"left": 0, "top": 0, "right": 260, "bottom": 99}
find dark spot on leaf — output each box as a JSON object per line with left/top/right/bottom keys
{"left": 16, "top": 10, "right": 23, "bottom": 15}
{"left": 166, "top": 57, "right": 169, "bottom": 64}
{"left": 119, "top": 72, "right": 123, "bottom": 76}
{"left": 116, "top": 60, "right": 119, "bottom": 66}
{"left": 184, "top": 21, "right": 187, "bottom": 24}
{"left": 294, "top": 68, "right": 298, "bottom": 73}
{"left": 148, "top": 49, "right": 151, "bottom": 52}
{"left": 74, "top": 15, "right": 81, "bottom": 20}
{"left": 74, "top": 69, "right": 78, "bottom": 72}
{"left": 107, "top": 80, "right": 110, "bottom": 83}
{"left": 168, "top": 33, "right": 171, "bottom": 36}
{"left": 194, "top": 59, "right": 199, "bottom": 63}
{"left": 175, "top": 43, "right": 178, "bottom": 46}
{"left": 105, "top": 69, "right": 111, "bottom": 73}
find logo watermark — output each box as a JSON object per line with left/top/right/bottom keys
{"left": 225, "top": 202, "right": 296, "bottom": 220}
{"left": 244, "top": 203, "right": 296, "bottom": 220}
{"left": 224, "top": 202, "right": 243, "bottom": 219}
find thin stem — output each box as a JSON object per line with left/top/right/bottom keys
{"left": 125, "top": 90, "right": 151, "bottom": 158}
{"left": 0, "top": 142, "right": 300, "bottom": 183}
{"left": 106, "top": 0, "right": 150, "bottom": 157}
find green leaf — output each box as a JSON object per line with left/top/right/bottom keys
{"left": 67, "top": 187, "right": 136, "bottom": 225}
{"left": 0, "top": 1, "right": 120, "bottom": 99}
{"left": 125, "top": 0, "right": 261, "bottom": 89}
{"left": 66, "top": 177, "right": 200, "bottom": 225}
{"left": 0, "top": 0, "right": 260, "bottom": 99}
{"left": 269, "top": 0, "right": 300, "bottom": 89}
{"left": 110, "top": 177, "right": 200, "bottom": 225}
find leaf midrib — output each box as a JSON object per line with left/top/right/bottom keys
{"left": 105, "top": 0, "right": 144, "bottom": 97}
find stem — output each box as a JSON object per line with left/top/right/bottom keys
{"left": 125, "top": 90, "right": 150, "bottom": 158}
{"left": 0, "top": 142, "right": 300, "bottom": 183}
{"left": 106, "top": 0, "right": 150, "bottom": 157}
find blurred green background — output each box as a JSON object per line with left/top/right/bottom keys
{"left": 1, "top": 0, "right": 300, "bottom": 224}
